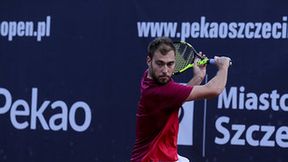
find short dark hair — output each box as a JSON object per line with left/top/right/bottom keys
{"left": 147, "top": 37, "right": 176, "bottom": 58}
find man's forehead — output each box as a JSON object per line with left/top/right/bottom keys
{"left": 153, "top": 50, "right": 175, "bottom": 61}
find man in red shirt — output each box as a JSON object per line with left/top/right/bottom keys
{"left": 131, "top": 37, "right": 231, "bottom": 162}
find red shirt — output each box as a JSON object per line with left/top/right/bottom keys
{"left": 131, "top": 71, "right": 193, "bottom": 162}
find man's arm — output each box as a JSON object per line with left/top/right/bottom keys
{"left": 187, "top": 53, "right": 207, "bottom": 86}
{"left": 187, "top": 75, "right": 205, "bottom": 86}
{"left": 186, "top": 56, "right": 230, "bottom": 101}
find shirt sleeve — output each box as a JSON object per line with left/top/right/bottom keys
{"left": 159, "top": 81, "right": 193, "bottom": 111}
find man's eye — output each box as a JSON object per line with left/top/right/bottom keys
{"left": 167, "top": 62, "right": 174, "bottom": 67}
{"left": 156, "top": 62, "right": 164, "bottom": 66}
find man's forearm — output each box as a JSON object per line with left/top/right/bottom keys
{"left": 187, "top": 75, "right": 204, "bottom": 86}
{"left": 205, "top": 68, "right": 228, "bottom": 94}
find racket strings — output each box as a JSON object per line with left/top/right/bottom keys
{"left": 174, "top": 43, "right": 195, "bottom": 72}
{"left": 174, "top": 44, "right": 187, "bottom": 71}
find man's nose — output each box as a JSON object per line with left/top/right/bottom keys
{"left": 162, "top": 65, "right": 168, "bottom": 74}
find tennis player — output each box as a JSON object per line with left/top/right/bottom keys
{"left": 130, "top": 37, "right": 231, "bottom": 162}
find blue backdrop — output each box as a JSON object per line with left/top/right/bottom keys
{"left": 0, "top": 0, "right": 287, "bottom": 162}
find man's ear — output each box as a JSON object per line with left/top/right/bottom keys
{"left": 147, "top": 56, "right": 152, "bottom": 66}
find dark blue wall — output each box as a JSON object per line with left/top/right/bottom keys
{"left": 0, "top": 0, "right": 287, "bottom": 162}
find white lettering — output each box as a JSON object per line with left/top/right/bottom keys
{"left": 218, "top": 86, "right": 288, "bottom": 112}
{"left": 0, "top": 87, "right": 92, "bottom": 132}
{"left": 215, "top": 116, "right": 288, "bottom": 148}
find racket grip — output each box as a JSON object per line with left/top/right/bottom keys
{"left": 208, "top": 59, "right": 232, "bottom": 66}
{"left": 208, "top": 59, "right": 216, "bottom": 64}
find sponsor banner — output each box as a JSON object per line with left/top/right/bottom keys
{"left": 0, "top": 87, "right": 92, "bottom": 132}
{"left": 0, "top": 0, "right": 287, "bottom": 162}
{"left": 214, "top": 86, "right": 288, "bottom": 149}
{"left": 178, "top": 85, "right": 288, "bottom": 161}
{"left": 0, "top": 16, "right": 51, "bottom": 42}
{"left": 137, "top": 16, "right": 288, "bottom": 41}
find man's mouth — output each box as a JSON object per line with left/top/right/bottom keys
{"left": 159, "top": 76, "right": 168, "bottom": 79}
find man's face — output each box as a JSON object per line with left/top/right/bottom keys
{"left": 147, "top": 50, "right": 175, "bottom": 84}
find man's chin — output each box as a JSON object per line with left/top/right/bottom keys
{"left": 158, "top": 77, "right": 170, "bottom": 84}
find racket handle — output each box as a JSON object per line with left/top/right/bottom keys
{"left": 208, "top": 59, "right": 215, "bottom": 64}
{"left": 208, "top": 59, "right": 232, "bottom": 66}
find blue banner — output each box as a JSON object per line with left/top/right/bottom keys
{"left": 0, "top": 0, "right": 287, "bottom": 161}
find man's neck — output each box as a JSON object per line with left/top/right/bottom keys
{"left": 146, "top": 69, "right": 153, "bottom": 79}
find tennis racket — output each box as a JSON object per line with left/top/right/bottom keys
{"left": 173, "top": 41, "right": 232, "bottom": 75}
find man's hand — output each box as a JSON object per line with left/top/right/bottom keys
{"left": 188, "top": 52, "right": 207, "bottom": 86}
{"left": 193, "top": 52, "right": 207, "bottom": 81}
{"left": 214, "top": 56, "right": 231, "bottom": 70}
